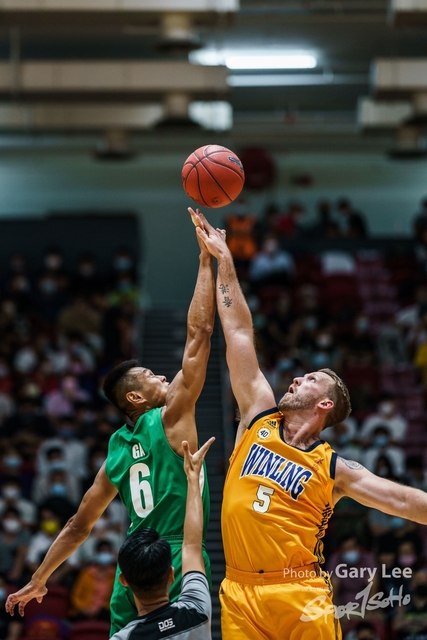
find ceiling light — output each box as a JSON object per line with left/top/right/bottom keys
{"left": 189, "top": 49, "right": 317, "bottom": 70}
{"left": 225, "top": 53, "right": 316, "bottom": 70}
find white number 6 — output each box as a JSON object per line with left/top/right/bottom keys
{"left": 130, "top": 463, "right": 154, "bottom": 518}
{"left": 253, "top": 484, "right": 275, "bottom": 513}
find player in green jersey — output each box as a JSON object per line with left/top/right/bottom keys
{"left": 6, "top": 209, "right": 216, "bottom": 635}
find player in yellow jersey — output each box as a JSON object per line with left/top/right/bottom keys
{"left": 193, "top": 209, "right": 427, "bottom": 640}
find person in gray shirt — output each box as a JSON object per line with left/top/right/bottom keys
{"left": 111, "top": 436, "right": 215, "bottom": 640}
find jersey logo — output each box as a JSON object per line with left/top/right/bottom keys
{"left": 257, "top": 427, "right": 271, "bottom": 440}
{"left": 132, "top": 443, "right": 145, "bottom": 459}
{"left": 240, "top": 443, "right": 313, "bottom": 501}
{"left": 266, "top": 420, "right": 277, "bottom": 428}
{"left": 159, "top": 618, "right": 175, "bottom": 632}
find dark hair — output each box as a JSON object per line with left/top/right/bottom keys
{"left": 102, "top": 359, "right": 139, "bottom": 414}
{"left": 2, "top": 507, "right": 20, "bottom": 519}
{"left": 118, "top": 528, "right": 172, "bottom": 597}
{"left": 96, "top": 539, "right": 113, "bottom": 553}
{"left": 319, "top": 368, "right": 352, "bottom": 428}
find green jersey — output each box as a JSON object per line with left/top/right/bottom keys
{"left": 105, "top": 407, "right": 210, "bottom": 539}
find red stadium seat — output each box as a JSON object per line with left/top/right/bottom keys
{"left": 70, "top": 620, "right": 110, "bottom": 640}
{"left": 24, "top": 586, "right": 70, "bottom": 622}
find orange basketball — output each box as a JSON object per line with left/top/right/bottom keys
{"left": 182, "top": 144, "right": 245, "bottom": 208}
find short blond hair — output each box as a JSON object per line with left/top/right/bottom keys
{"left": 319, "top": 368, "right": 352, "bottom": 428}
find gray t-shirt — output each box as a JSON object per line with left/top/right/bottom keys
{"left": 111, "top": 572, "right": 211, "bottom": 640}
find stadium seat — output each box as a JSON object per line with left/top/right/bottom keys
{"left": 70, "top": 620, "right": 110, "bottom": 640}
{"left": 24, "top": 585, "right": 70, "bottom": 622}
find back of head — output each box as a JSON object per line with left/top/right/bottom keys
{"left": 102, "top": 360, "right": 139, "bottom": 415}
{"left": 118, "top": 528, "right": 172, "bottom": 598}
{"left": 318, "top": 368, "right": 352, "bottom": 429}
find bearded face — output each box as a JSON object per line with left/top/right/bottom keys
{"left": 278, "top": 391, "right": 320, "bottom": 413}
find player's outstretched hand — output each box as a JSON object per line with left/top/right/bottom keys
{"left": 188, "top": 207, "right": 211, "bottom": 258}
{"left": 6, "top": 580, "right": 48, "bottom": 617}
{"left": 189, "top": 209, "right": 228, "bottom": 260}
{"left": 182, "top": 437, "right": 215, "bottom": 481}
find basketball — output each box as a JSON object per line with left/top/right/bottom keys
{"left": 181, "top": 144, "right": 245, "bottom": 208}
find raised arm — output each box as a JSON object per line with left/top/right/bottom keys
{"left": 6, "top": 465, "right": 117, "bottom": 616}
{"left": 162, "top": 210, "right": 216, "bottom": 453}
{"left": 181, "top": 437, "right": 215, "bottom": 575}
{"left": 194, "top": 211, "right": 275, "bottom": 437}
{"left": 334, "top": 457, "right": 427, "bottom": 524}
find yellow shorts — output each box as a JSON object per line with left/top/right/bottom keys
{"left": 220, "top": 567, "right": 342, "bottom": 640}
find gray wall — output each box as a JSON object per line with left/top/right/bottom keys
{"left": 0, "top": 147, "right": 424, "bottom": 306}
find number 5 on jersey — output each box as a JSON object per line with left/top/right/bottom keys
{"left": 253, "top": 484, "right": 275, "bottom": 513}
{"left": 130, "top": 463, "right": 154, "bottom": 517}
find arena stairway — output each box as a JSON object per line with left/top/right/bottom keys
{"left": 140, "top": 308, "right": 226, "bottom": 639}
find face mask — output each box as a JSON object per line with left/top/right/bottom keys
{"left": 41, "top": 520, "right": 60, "bottom": 535}
{"left": 95, "top": 552, "right": 114, "bottom": 565}
{"left": 59, "top": 427, "right": 75, "bottom": 440}
{"left": 357, "top": 317, "right": 369, "bottom": 331}
{"left": 15, "top": 350, "right": 37, "bottom": 373}
{"left": 398, "top": 554, "right": 416, "bottom": 566}
{"left": 0, "top": 589, "right": 6, "bottom": 601}
{"left": 278, "top": 358, "right": 294, "bottom": 373}
{"left": 4, "top": 455, "right": 21, "bottom": 469}
{"left": 316, "top": 335, "right": 333, "bottom": 349}
{"left": 114, "top": 257, "right": 132, "bottom": 272}
{"left": 379, "top": 402, "right": 394, "bottom": 416}
{"left": 44, "top": 255, "right": 62, "bottom": 270}
{"left": 373, "top": 435, "right": 389, "bottom": 448}
{"left": 2, "top": 487, "right": 20, "bottom": 500}
{"left": 312, "top": 353, "right": 329, "bottom": 368}
{"left": 390, "top": 516, "right": 405, "bottom": 530}
{"left": 304, "top": 316, "right": 317, "bottom": 331}
{"left": 93, "top": 517, "right": 108, "bottom": 531}
{"left": 342, "top": 550, "right": 360, "bottom": 564}
{"left": 40, "top": 279, "right": 58, "bottom": 295}
{"left": 47, "top": 461, "right": 66, "bottom": 472}
{"left": 2, "top": 518, "right": 20, "bottom": 533}
{"left": 50, "top": 483, "right": 67, "bottom": 497}
{"left": 415, "top": 585, "right": 427, "bottom": 598}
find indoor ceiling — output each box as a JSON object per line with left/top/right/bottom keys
{"left": 0, "top": 0, "right": 426, "bottom": 152}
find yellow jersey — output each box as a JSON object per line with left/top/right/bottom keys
{"left": 222, "top": 408, "right": 337, "bottom": 573}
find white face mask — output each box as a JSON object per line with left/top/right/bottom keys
{"left": 379, "top": 401, "right": 394, "bottom": 416}
{"left": 3, "top": 518, "right": 20, "bottom": 533}
{"left": 2, "top": 487, "right": 20, "bottom": 500}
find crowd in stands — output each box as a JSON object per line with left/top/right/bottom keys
{"left": 0, "top": 246, "right": 139, "bottom": 640}
{"left": 225, "top": 196, "right": 427, "bottom": 640}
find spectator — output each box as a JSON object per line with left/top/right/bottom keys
{"left": 0, "top": 507, "right": 31, "bottom": 583}
{"left": 337, "top": 198, "right": 368, "bottom": 238}
{"left": 360, "top": 395, "right": 408, "bottom": 443}
{"left": 274, "top": 201, "right": 304, "bottom": 238}
{"left": 70, "top": 540, "right": 116, "bottom": 621}
{"left": 111, "top": 247, "right": 137, "bottom": 282}
{"left": 224, "top": 198, "right": 259, "bottom": 269}
{"left": 32, "top": 468, "right": 80, "bottom": 510}
{"left": 393, "top": 568, "right": 427, "bottom": 638}
{"left": 249, "top": 236, "right": 295, "bottom": 288}
{"left": 57, "top": 295, "right": 101, "bottom": 338}
{"left": 26, "top": 509, "right": 79, "bottom": 582}
{"left": 0, "top": 478, "right": 36, "bottom": 527}
{"left": 362, "top": 428, "right": 405, "bottom": 479}
{"left": 328, "top": 535, "right": 378, "bottom": 632}
{"left": 44, "top": 375, "right": 91, "bottom": 418}
{"left": 322, "top": 420, "right": 362, "bottom": 461}
{"left": 72, "top": 254, "right": 103, "bottom": 296}
{"left": 36, "top": 421, "right": 88, "bottom": 481}
{"left": 0, "top": 398, "right": 53, "bottom": 441}
{"left": 404, "top": 455, "right": 427, "bottom": 492}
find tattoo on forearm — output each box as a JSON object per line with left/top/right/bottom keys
{"left": 219, "top": 284, "right": 233, "bottom": 307}
{"left": 339, "top": 457, "right": 364, "bottom": 470}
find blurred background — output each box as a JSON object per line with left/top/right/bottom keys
{"left": 0, "top": 1, "right": 427, "bottom": 640}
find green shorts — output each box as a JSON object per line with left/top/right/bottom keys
{"left": 109, "top": 539, "right": 211, "bottom": 636}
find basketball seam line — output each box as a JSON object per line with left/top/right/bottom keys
{"left": 194, "top": 149, "right": 232, "bottom": 202}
